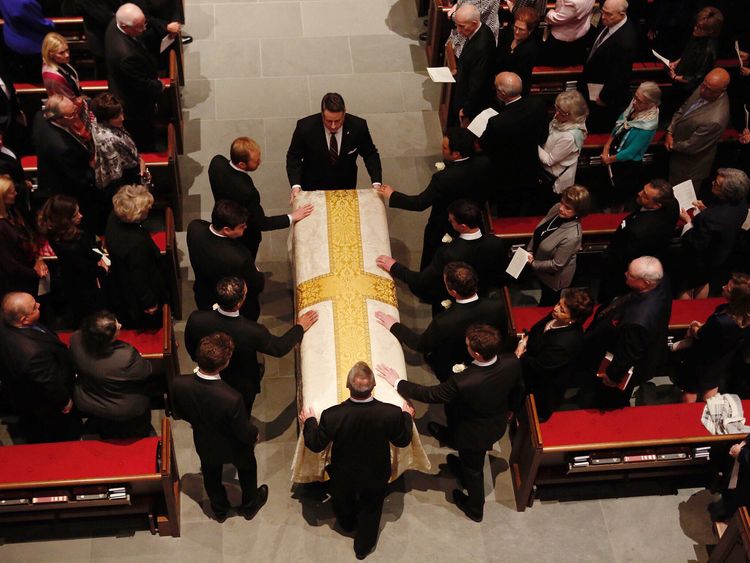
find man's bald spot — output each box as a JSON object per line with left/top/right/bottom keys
{"left": 1, "top": 292, "right": 34, "bottom": 325}
{"left": 455, "top": 3, "right": 480, "bottom": 23}
{"left": 495, "top": 72, "right": 522, "bottom": 97}
{"left": 116, "top": 3, "right": 145, "bottom": 26}
{"left": 604, "top": 0, "right": 628, "bottom": 13}
{"left": 706, "top": 67, "right": 731, "bottom": 90}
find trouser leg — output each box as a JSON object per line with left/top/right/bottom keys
{"left": 201, "top": 462, "right": 230, "bottom": 514}
{"left": 329, "top": 477, "right": 357, "bottom": 529}
{"left": 354, "top": 485, "right": 386, "bottom": 556}
{"left": 459, "top": 449, "right": 486, "bottom": 516}
{"left": 235, "top": 451, "right": 259, "bottom": 506}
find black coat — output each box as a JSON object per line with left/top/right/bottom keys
{"left": 303, "top": 399, "right": 413, "bottom": 486}
{"left": 184, "top": 309, "right": 303, "bottom": 406}
{"left": 186, "top": 220, "right": 265, "bottom": 320}
{"left": 682, "top": 200, "right": 748, "bottom": 270}
{"left": 172, "top": 374, "right": 258, "bottom": 465}
{"left": 0, "top": 322, "right": 74, "bottom": 416}
{"left": 104, "top": 19, "right": 162, "bottom": 121}
{"left": 454, "top": 24, "right": 496, "bottom": 119}
{"left": 390, "top": 233, "right": 509, "bottom": 304}
{"left": 521, "top": 314, "right": 584, "bottom": 421}
{"left": 286, "top": 113, "right": 381, "bottom": 190}
{"left": 479, "top": 96, "right": 548, "bottom": 191}
{"left": 0, "top": 69, "right": 19, "bottom": 133}
{"left": 579, "top": 20, "right": 638, "bottom": 110}
{"left": 104, "top": 213, "right": 167, "bottom": 327}
{"left": 397, "top": 355, "right": 522, "bottom": 450}
{"left": 208, "top": 155, "right": 290, "bottom": 260}
{"left": 391, "top": 297, "right": 508, "bottom": 381}
{"left": 389, "top": 155, "right": 492, "bottom": 269}
{"left": 495, "top": 29, "right": 540, "bottom": 96}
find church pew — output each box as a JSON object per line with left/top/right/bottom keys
{"left": 508, "top": 297, "right": 727, "bottom": 336}
{"left": 0, "top": 417, "right": 180, "bottom": 537}
{"left": 57, "top": 304, "right": 180, "bottom": 416}
{"left": 709, "top": 507, "right": 750, "bottom": 563}
{"left": 510, "top": 394, "right": 747, "bottom": 511}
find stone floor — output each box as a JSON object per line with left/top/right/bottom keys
{"left": 0, "top": 0, "right": 723, "bottom": 560}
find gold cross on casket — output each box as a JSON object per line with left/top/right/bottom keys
{"left": 296, "top": 190, "right": 397, "bottom": 401}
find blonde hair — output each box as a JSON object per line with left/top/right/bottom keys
{"left": 112, "top": 184, "right": 154, "bottom": 223}
{"left": 555, "top": 90, "right": 589, "bottom": 125}
{"left": 0, "top": 175, "right": 14, "bottom": 217}
{"left": 41, "top": 32, "right": 69, "bottom": 69}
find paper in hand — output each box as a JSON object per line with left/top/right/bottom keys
{"left": 651, "top": 49, "right": 670, "bottom": 67}
{"left": 587, "top": 83, "right": 604, "bottom": 102}
{"left": 744, "top": 104, "right": 749, "bottom": 130}
{"left": 426, "top": 67, "right": 455, "bottom": 83}
{"left": 506, "top": 247, "right": 529, "bottom": 279}
{"left": 467, "top": 108, "right": 498, "bottom": 137}
{"left": 160, "top": 34, "right": 175, "bottom": 54}
{"left": 737, "top": 40, "right": 744, "bottom": 68}
{"left": 672, "top": 179, "right": 698, "bottom": 211}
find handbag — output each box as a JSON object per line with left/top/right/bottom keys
{"left": 535, "top": 164, "right": 570, "bottom": 192}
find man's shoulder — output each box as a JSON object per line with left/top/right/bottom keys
{"left": 296, "top": 113, "right": 323, "bottom": 130}
{"left": 208, "top": 154, "right": 230, "bottom": 172}
{"left": 186, "top": 219, "right": 211, "bottom": 238}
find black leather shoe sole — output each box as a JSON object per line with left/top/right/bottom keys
{"left": 452, "top": 489, "right": 482, "bottom": 523}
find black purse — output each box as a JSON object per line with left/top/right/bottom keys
{"left": 536, "top": 164, "right": 570, "bottom": 192}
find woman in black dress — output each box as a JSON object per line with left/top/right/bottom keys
{"left": 515, "top": 288, "right": 594, "bottom": 420}
{"left": 495, "top": 7, "right": 540, "bottom": 96}
{"left": 38, "top": 194, "right": 108, "bottom": 327}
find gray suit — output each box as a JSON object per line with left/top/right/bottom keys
{"left": 667, "top": 89, "right": 729, "bottom": 187}
{"left": 525, "top": 204, "right": 582, "bottom": 291}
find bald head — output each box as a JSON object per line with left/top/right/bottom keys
{"left": 625, "top": 256, "right": 663, "bottom": 292}
{"left": 601, "top": 0, "right": 628, "bottom": 27}
{"left": 116, "top": 3, "right": 147, "bottom": 36}
{"left": 455, "top": 4, "right": 480, "bottom": 38}
{"left": 699, "top": 68, "right": 731, "bottom": 101}
{"left": 1, "top": 292, "right": 38, "bottom": 326}
{"left": 494, "top": 72, "right": 523, "bottom": 102}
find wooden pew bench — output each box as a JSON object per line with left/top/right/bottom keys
{"left": 0, "top": 418, "right": 180, "bottom": 537}
{"left": 510, "top": 395, "right": 747, "bottom": 511}
{"left": 57, "top": 304, "right": 180, "bottom": 415}
{"left": 710, "top": 507, "right": 750, "bottom": 562}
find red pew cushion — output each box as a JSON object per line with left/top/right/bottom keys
{"left": 58, "top": 328, "right": 164, "bottom": 356}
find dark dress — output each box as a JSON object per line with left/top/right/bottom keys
{"left": 495, "top": 28, "right": 540, "bottom": 96}
{"left": 0, "top": 209, "right": 39, "bottom": 298}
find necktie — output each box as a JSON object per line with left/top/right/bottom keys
{"left": 588, "top": 28, "right": 610, "bottom": 61}
{"left": 329, "top": 133, "right": 339, "bottom": 164}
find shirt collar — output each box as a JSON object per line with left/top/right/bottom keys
{"left": 195, "top": 368, "right": 221, "bottom": 381}
{"left": 452, "top": 156, "right": 470, "bottom": 163}
{"left": 472, "top": 356, "right": 498, "bottom": 367}
{"left": 459, "top": 230, "right": 482, "bottom": 240}
{"left": 504, "top": 96, "right": 522, "bottom": 106}
{"left": 217, "top": 307, "right": 240, "bottom": 317}
{"left": 209, "top": 224, "right": 227, "bottom": 238}
{"left": 606, "top": 16, "right": 627, "bottom": 36}
{"left": 0, "top": 145, "right": 16, "bottom": 159}
{"left": 229, "top": 161, "right": 249, "bottom": 174}
{"left": 350, "top": 396, "right": 374, "bottom": 403}
{"left": 467, "top": 22, "right": 482, "bottom": 41}
{"left": 456, "top": 294, "right": 479, "bottom": 304}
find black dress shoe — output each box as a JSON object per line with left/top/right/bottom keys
{"left": 181, "top": 34, "right": 194, "bottom": 45}
{"left": 213, "top": 510, "right": 228, "bottom": 523}
{"left": 427, "top": 421, "right": 448, "bottom": 443}
{"left": 239, "top": 485, "right": 268, "bottom": 520}
{"left": 355, "top": 547, "right": 373, "bottom": 560}
{"left": 452, "top": 489, "right": 482, "bottom": 523}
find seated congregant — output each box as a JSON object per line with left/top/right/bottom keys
{"left": 70, "top": 310, "right": 155, "bottom": 438}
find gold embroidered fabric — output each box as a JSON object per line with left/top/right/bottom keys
{"left": 290, "top": 189, "right": 430, "bottom": 483}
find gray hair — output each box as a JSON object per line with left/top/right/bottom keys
{"left": 555, "top": 90, "right": 589, "bottom": 124}
{"left": 43, "top": 94, "right": 69, "bottom": 119}
{"left": 605, "top": 0, "right": 629, "bottom": 14}
{"left": 112, "top": 184, "right": 154, "bottom": 223}
{"left": 455, "top": 3, "right": 480, "bottom": 23}
{"left": 636, "top": 81, "right": 662, "bottom": 105}
{"left": 717, "top": 168, "right": 750, "bottom": 203}
{"left": 346, "top": 361, "right": 375, "bottom": 398}
{"left": 116, "top": 3, "right": 145, "bottom": 26}
{"left": 629, "top": 256, "right": 663, "bottom": 282}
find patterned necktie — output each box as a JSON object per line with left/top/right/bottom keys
{"left": 329, "top": 133, "right": 339, "bottom": 164}
{"left": 588, "top": 28, "right": 610, "bottom": 61}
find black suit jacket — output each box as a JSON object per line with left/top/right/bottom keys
{"left": 455, "top": 24, "right": 496, "bottom": 119}
{"left": 70, "top": 331, "right": 152, "bottom": 421}
{"left": 0, "top": 322, "right": 74, "bottom": 416}
{"left": 303, "top": 399, "right": 413, "bottom": 486}
{"left": 391, "top": 296, "right": 508, "bottom": 380}
{"left": 184, "top": 309, "right": 303, "bottom": 403}
{"left": 32, "top": 112, "right": 95, "bottom": 203}
{"left": 104, "top": 213, "right": 167, "bottom": 327}
{"left": 682, "top": 200, "right": 748, "bottom": 269}
{"left": 389, "top": 155, "right": 492, "bottom": 269}
{"left": 521, "top": 314, "right": 584, "bottom": 421}
{"left": 397, "top": 355, "right": 522, "bottom": 450}
{"left": 186, "top": 220, "right": 265, "bottom": 319}
{"left": 390, "top": 233, "right": 509, "bottom": 304}
{"left": 479, "top": 96, "right": 549, "bottom": 190}
{"left": 286, "top": 113, "right": 381, "bottom": 190}
{"left": 208, "top": 155, "right": 290, "bottom": 259}
{"left": 104, "top": 19, "right": 162, "bottom": 120}
{"left": 172, "top": 374, "right": 258, "bottom": 464}
{"left": 580, "top": 20, "right": 638, "bottom": 109}
{"left": 0, "top": 68, "right": 19, "bottom": 133}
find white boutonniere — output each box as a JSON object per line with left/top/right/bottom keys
{"left": 212, "top": 303, "right": 219, "bottom": 310}
{"left": 441, "top": 233, "right": 453, "bottom": 244}
{"left": 434, "top": 162, "right": 446, "bottom": 171}
{"left": 452, "top": 363, "right": 467, "bottom": 373}
{"left": 441, "top": 299, "right": 453, "bottom": 310}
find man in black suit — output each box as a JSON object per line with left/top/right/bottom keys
{"left": 376, "top": 199, "right": 508, "bottom": 313}
{"left": 0, "top": 64, "right": 26, "bottom": 153}
{"left": 0, "top": 292, "right": 81, "bottom": 443}
{"left": 479, "top": 72, "right": 549, "bottom": 216}
{"left": 105, "top": 3, "right": 165, "bottom": 150}
{"left": 375, "top": 262, "right": 508, "bottom": 381}
{"left": 209, "top": 137, "right": 314, "bottom": 260}
{"left": 187, "top": 200, "right": 265, "bottom": 321}
{"left": 578, "top": 0, "right": 638, "bottom": 133}
{"left": 286, "top": 92, "right": 382, "bottom": 196}
{"left": 172, "top": 333, "right": 267, "bottom": 522}
{"left": 185, "top": 277, "right": 318, "bottom": 415}
{"left": 300, "top": 361, "right": 414, "bottom": 559}
{"left": 379, "top": 324, "right": 522, "bottom": 522}
{"left": 451, "top": 4, "right": 496, "bottom": 126}
{"left": 32, "top": 95, "right": 99, "bottom": 230}
{"left": 598, "top": 179, "right": 678, "bottom": 305}
{"left": 582, "top": 256, "right": 672, "bottom": 409}
{"left": 377, "top": 128, "right": 492, "bottom": 269}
